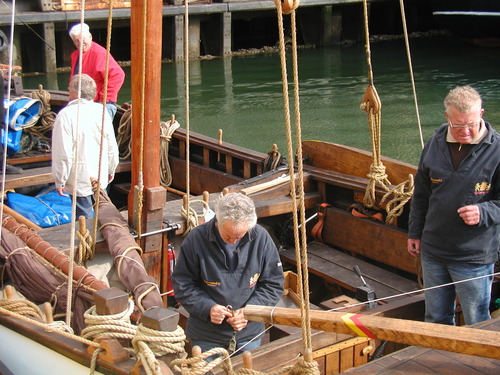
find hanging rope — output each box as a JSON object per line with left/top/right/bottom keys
{"left": 160, "top": 116, "right": 180, "bottom": 187}
{"left": 399, "top": 0, "right": 424, "bottom": 150}
{"left": 92, "top": 0, "right": 115, "bottom": 252}
{"left": 116, "top": 104, "right": 133, "bottom": 159}
{"left": 274, "top": 0, "right": 314, "bottom": 353}
{"left": 359, "top": 0, "right": 414, "bottom": 225}
{"left": 64, "top": 0, "right": 88, "bottom": 332}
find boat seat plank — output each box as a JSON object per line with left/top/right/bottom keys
{"left": 3, "top": 161, "right": 132, "bottom": 191}
{"left": 280, "top": 241, "right": 419, "bottom": 299}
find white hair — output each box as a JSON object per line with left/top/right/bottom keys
{"left": 69, "top": 23, "right": 90, "bottom": 38}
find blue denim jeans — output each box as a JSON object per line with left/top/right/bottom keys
{"left": 73, "top": 195, "right": 94, "bottom": 219}
{"left": 106, "top": 102, "right": 117, "bottom": 120}
{"left": 421, "top": 253, "right": 493, "bottom": 325}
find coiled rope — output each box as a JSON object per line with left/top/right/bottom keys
{"left": 28, "top": 86, "right": 56, "bottom": 140}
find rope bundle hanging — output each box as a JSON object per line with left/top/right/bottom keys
{"left": 160, "top": 115, "right": 180, "bottom": 187}
{"left": 116, "top": 104, "right": 133, "bottom": 159}
{"left": 359, "top": 0, "right": 414, "bottom": 225}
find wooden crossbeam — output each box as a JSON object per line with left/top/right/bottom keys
{"left": 244, "top": 305, "right": 500, "bottom": 359}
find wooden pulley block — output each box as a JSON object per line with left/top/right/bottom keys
{"left": 274, "top": 0, "right": 300, "bottom": 15}
{"left": 360, "top": 84, "right": 381, "bottom": 115}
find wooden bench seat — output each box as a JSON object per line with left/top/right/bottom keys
{"left": 280, "top": 241, "right": 419, "bottom": 299}
{"left": 3, "top": 161, "right": 132, "bottom": 191}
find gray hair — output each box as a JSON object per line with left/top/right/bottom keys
{"left": 69, "top": 74, "right": 96, "bottom": 101}
{"left": 214, "top": 192, "right": 257, "bottom": 229}
{"left": 444, "top": 85, "right": 482, "bottom": 114}
{"left": 69, "top": 23, "right": 90, "bottom": 38}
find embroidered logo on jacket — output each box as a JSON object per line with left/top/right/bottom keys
{"left": 430, "top": 178, "right": 442, "bottom": 184}
{"left": 203, "top": 280, "right": 221, "bottom": 287}
{"left": 474, "top": 181, "right": 491, "bottom": 195}
{"left": 249, "top": 273, "right": 260, "bottom": 288}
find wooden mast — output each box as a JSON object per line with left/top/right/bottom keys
{"left": 129, "top": 0, "right": 166, "bottom": 279}
{"left": 244, "top": 305, "right": 500, "bottom": 360}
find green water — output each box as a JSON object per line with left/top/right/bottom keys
{"left": 24, "top": 36, "right": 500, "bottom": 166}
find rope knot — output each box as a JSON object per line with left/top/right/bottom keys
{"left": 274, "top": 0, "right": 300, "bottom": 14}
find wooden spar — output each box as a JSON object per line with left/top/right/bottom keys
{"left": 128, "top": 0, "right": 164, "bottom": 226}
{"left": 1, "top": 215, "right": 107, "bottom": 291}
{"left": 244, "top": 305, "right": 500, "bottom": 360}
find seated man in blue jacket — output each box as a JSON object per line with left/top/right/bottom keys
{"left": 172, "top": 192, "right": 284, "bottom": 354}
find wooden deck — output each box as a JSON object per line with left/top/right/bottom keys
{"left": 341, "top": 317, "right": 500, "bottom": 374}
{"left": 280, "top": 241, "right": 420, "bottom": 299}
{"left": 2, "top": 160, "right": 132, "bottom": 191}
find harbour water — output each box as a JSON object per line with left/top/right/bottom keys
{"left": 24, "top": 35, "right": 500, "bottom": 166}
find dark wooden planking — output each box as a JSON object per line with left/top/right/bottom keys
{"left": 320, "top": 207, "right": 416, "bottom": 275}
{"left": 169, "top": 156, "right": 243, "bottom": 196}
{"left": 306, "top": 242, "right": 419, "bottom": 294}
{"left": 302, "top": 140, "right": 417, "bottom": 184}
{"left": 280, "top": 243, "right": 418, "bottom": 298}
{"left": 3, "top": 161, "right": 132, "bottom": 190}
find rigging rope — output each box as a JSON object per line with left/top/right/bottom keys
{"left": 359, "top": 0, "right": 414, "bottom": 226}
{"left": 274, "top": 0, "right": 313, "bottom": 353}
{"left": 181, "top": 0, "right": 198, "bottom": 235}
{"left": 92, "top": 0, "right": 115, "bottom": 254}
{"left": 399, "top": 0, "right": 424, "bottom": 150}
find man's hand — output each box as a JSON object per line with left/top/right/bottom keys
{"left": 458, "top": 205, "right": 480, "bottom": 226}
{"left": 209, "top": 304, "right": 233, "bottom": 325}
{"left": 226, "top": 308, "right": 248, "bottom": 332}
{"left": 56, "top": 188, "right": 69, "bottom": 197}
{"left": 407, "top": 238, "right": 420, "bottom": 257}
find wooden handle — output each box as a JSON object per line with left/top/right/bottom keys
{"left": 192, "top": 345, "right": 202, "bottom": 357}
{"left": 78, "top": 215, "right": 87, "bottom": 235}
{"left": 203, "top": 191, "right": 210, "bottom": 204}
{"left": 218, "top": 129, "right": 223, "bottom": 144}
{"left": 42, "top": 302, "right": 54, "bottom": 324}
{"left": 4, "top": 285, "right": 14, "bottom": 299}
{"left": 242, "top": 351, "right": 253, "bottom": 368}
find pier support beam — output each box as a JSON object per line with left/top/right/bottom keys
{"left": 223, "top": 12, "right": 232, "bottom": 55}
{"left": 174, "top": 14, "right": 202, "bottom": 60}
{"left": 43, "top": 23, "right": 57, "bottom": 73}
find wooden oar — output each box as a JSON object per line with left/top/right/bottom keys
{"left": 244, "top": 305, "right": 500, "bottom": 359}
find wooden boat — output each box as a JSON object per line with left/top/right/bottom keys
{"left": 1, "top": 1, "right": 499, "bottom": 374}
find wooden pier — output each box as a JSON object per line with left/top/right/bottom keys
{"left": 0, "top": 0, "right": 433, "bottom": 73}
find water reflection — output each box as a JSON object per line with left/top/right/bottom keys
{"left": 23, "top": 36, "right": 500, "bottom": 165}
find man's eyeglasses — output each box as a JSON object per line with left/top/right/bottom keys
{"left": 447, "top": 118, "right": 483, "bottom": 129}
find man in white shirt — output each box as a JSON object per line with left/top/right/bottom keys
{"left": 52, "top": 74, "right": 119, "bottom": 219}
